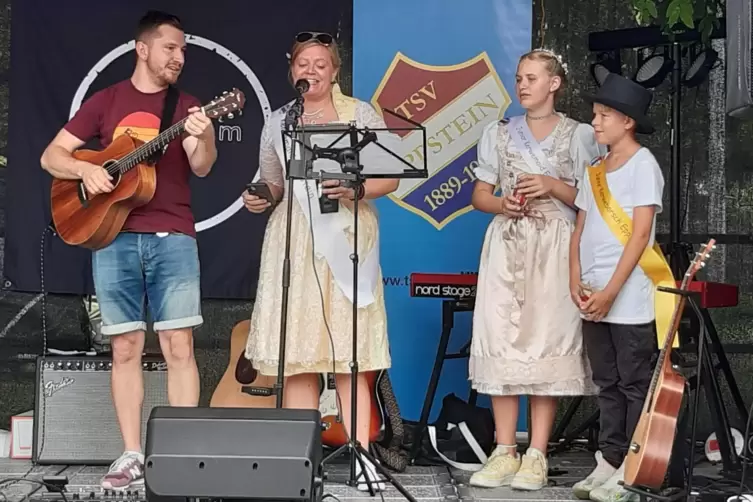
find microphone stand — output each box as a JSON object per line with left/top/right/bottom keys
{"left": 301, "top": 125, "right": 419, "bottom": 502}
{"left": 273, "top": 99, "right": 306, "bottom": 408}
{"left": 274, "top": 113, "right": 426, "bottom": 500}
{"left": 242, "top": 96, "right": 305, "bottom": 408}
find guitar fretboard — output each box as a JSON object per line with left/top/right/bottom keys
{"left": 110, "top": 119, "right": 188, "bottom": 174}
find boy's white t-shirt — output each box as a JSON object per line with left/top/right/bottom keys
{"left": 574, "top": 147, "right": 665, "bottom": 325}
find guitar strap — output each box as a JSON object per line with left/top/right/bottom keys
{"left": 160, "top": 84, "right": 179, "bottom": 133}
{"left": 151, "top": 84, "right": 179, "bottom": 162}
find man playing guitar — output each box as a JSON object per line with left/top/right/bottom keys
{"left": 40, "top": 10, "right": 217, "bottom": 490}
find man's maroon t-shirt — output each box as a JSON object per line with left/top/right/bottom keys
{"left": 64, "top": 79, "right": 201, "bottom": 237}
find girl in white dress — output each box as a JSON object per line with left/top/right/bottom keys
{"left": 468, "top": 49, "right": 603, "bottom": 490}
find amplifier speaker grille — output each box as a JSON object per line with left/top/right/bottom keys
{"left": 33, "top": 355, "right": 169, "bottom": 465}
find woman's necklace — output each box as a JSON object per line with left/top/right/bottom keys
{"left": 303, "top": 108, "right": 325, "bottom": 124}
{"left": 526, "top": 111, "right": 556, "bottom": 120}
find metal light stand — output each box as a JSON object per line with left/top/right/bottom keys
{"left": 283, "top": 112, "right": 426, "bottom": 499}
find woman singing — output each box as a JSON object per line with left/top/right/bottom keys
{"left": 242, "top": 32, "right": 396, "bottom": 491}
{"left": 468, "top": 49, "right": 603, "bottom": 491}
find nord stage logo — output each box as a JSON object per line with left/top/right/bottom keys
{"left": 372, "top": 52, "right": 512, "bottom": 229}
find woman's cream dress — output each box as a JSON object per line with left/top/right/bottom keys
{"left": 245, "top": 89, "right": 391, "bottom": 377}
{"left": 469, "top": 114, "right": 601, "bottom": 396}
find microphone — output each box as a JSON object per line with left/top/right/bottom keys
{"left": 294, "top": 79, "right": 310, "bottom": 95}
{"left": 285, "top": 79, "right": 309, "bottom": 130}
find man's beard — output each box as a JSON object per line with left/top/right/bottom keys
{"left": 149, "top": 61, "right": 182, "bottom": 85}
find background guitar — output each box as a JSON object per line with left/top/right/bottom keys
{"left": 210, "top": 320, "right": 386, "bottom": 448}
{"left": 318, "top": 370, "right": 386, "bottom": 447}
{"left": 209, "top": 319, "right": 275, "bottom": 408}
{"left": 624, "top": 240, "right": 716, "bottom": 489}
{"left": 50, "top": 88, "right": 245, "bottom": 250}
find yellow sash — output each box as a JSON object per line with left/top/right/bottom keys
{"left": 332, "top": 82, "right": 358, "bottom": 122}
{"left": 588, "top": 158, "right": 678, "bottom": 347}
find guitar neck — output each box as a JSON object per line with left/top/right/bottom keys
{"left": 648, "top": 299, "right": 683, "bottom": 385}
{"left": 117, "top": 118, "right": 188, "bottom": 172}
{"left": 642, "top": 284, "right": 687, "bottom": 413}
{"left": 639, "top": 241, "right": 716, "bottom": 415}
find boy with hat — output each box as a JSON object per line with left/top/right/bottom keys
{"left": 569, "top": 73, "right": 667, "bottom": 502}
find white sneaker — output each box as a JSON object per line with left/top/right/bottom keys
{"left": 589, "top": 462, "right": 638, "bottom": 502}
{"left": 510, "top": 447, "right": 548, "bottom": 491}
{"left": 572, "top": 451, "right": 617, "bottom": 500}
{"left": 101, "top": 451, "right": 145, "bottom": 491}
{"left": 468, "top": 445, "right": 521, "bottom": 488}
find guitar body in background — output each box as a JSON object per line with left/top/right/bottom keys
{"left": 210, "top": 320, "right": 386, "bottom": 448}
{"left": 318, "top": 370, "right": 385, "bottom": 447}
{"left": 210, "top": 320, "right": 276, "bottom": 409}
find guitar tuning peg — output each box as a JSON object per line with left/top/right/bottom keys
{"left": 238, "top": 109, "right": 243, "bottom": 116}
{"left": 700, "top": 262, "right": 706, "bottom": 267}
{"left": 218, "top": 116, "right": 225, "bottom": 123}
{"left": 228, "top": 113, "right": 234, "bottom": 119}
{"left": 223, "top": 90, "right": 228, "bottom": 95}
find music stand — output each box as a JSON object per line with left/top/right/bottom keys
{"left": 275, "top": 107, "right": 427, "bottom": 499}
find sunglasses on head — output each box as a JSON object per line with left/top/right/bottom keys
{"left": 295, "top": 32, "right": 334, "bottom": 45}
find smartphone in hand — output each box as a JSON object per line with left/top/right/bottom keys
{"left": 246, "top": 182, "right": 274, "bottom": 203}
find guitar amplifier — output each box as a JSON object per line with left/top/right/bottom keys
{"left": 727, "top": 0, "right": 753, "bottom": 120}
{"left": 33, "top": 355, "right": 169, "bottom": 465}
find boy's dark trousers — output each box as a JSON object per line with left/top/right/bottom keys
{"left": 582, "top": 320, "right": 659, "bottom": 468}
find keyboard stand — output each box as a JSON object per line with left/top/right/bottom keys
{"left": 409, "top": 298, "right": 477, "bottom": 463}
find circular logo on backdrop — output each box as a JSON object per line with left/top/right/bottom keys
{"left": 69, "top": 34, "right": 271, "bottom": 232}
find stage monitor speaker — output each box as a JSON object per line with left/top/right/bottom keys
{"left": 727, "top": 0, "right": 753, "bottom": 120}
{"left": 144, "top": 407, "right": 323, "bottom": 501}
{"left": 33, "top": 355, "right": 169, "bottom": 465}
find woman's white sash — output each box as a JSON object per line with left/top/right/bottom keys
{"left": 506, "top": 115, "right": 576, "bottom": 221}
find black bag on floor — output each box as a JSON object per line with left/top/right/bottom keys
{"left": 423, "top": 393, "right": 495, "bottom": 471}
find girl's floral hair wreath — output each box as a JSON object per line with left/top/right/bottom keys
{"left": 530, "top": 48, "right": 569, "bottom": 76}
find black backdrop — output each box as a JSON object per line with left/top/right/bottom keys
{"left": 3, "top": 0, "right": 349, "bottom": 299}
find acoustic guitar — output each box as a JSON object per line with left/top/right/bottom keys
{"left": 623, "top": 240, "right": 716, "bottom": 489}
{"left": 210, "top": 319, "right": 386, "bottom": 448}
{"left": 50, "top": 88, "right": 245, "bottom": 250}
{"left": 209, "top": 319, "right": 275, "bottom": 409}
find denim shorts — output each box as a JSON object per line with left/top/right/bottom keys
{"left": 92, "top": 232, "right": 203, "bottom": 336}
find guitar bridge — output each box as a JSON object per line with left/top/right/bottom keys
{"left": 241, "top": 385, "right": 274, "bottom": 397}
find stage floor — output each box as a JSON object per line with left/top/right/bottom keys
{"left": 0, "top": 448, "right": 733, "bottom": 502}
{"left": 0, "top": 448, "right": 612, "bottom": 502}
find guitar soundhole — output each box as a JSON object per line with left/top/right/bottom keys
{"left": 235, "top": 352, "right": 257, "bottom": 385}
{"left": 102, "top": 159, "right": 122, "bottom": 187}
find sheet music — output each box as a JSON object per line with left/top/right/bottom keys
{"left": 290, "top": 125, "right": 405, "bottom": 177}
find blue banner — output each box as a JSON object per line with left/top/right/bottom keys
{"left": 353, "top": 0, "right": 532, "bottom": 425}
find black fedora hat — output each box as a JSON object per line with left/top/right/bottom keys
{"left": 583, "top": 73, "right": 655, "bottom": 134}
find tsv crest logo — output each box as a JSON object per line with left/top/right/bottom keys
{"left": 372, "top": 52, "right": 512, "bottom": 229}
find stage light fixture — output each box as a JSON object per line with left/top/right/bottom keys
{"left": 634, "top": 50, "right": 674, "bottom": 88}
{"left": 591, "top": 51, "right": 621, "bottom": 86}
{"left": 683, "top": 47, "right": 719, "bottom": 87}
